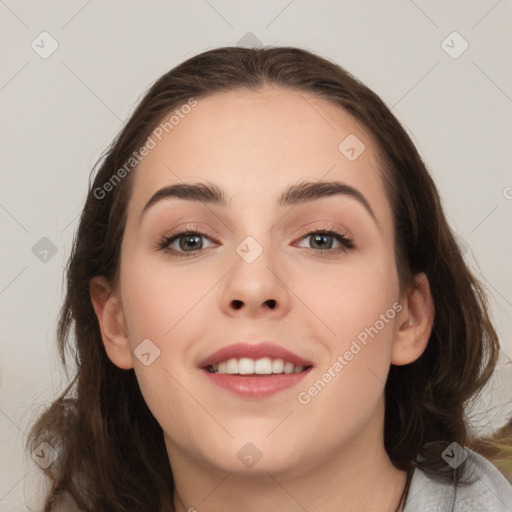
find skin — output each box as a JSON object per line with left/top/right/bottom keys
{"left": 91, "top": 85, "right": 434, "bottom": 512}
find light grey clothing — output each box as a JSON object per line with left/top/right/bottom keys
{"left": 404, "top": 448, "right": 512, "bottom": 511}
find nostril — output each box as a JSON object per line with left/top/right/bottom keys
{"left": 230, "top": 299, "right": 276, "bottom": 309}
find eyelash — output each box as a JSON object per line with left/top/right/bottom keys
{"left": 156, "top": 224, "right": 355, "bottom": 258}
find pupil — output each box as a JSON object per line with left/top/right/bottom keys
{"left": 180, "top": 234, "right": 202, "bottom": 251}
{"left": 312, "top": 234, "right": 332, "bottom": 250}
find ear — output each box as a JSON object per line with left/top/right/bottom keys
{"left": 89, "top": 276, "right": 134, "bottom": 370}
{"left": 391, "top": 272, "right": 435, "bottom": 366}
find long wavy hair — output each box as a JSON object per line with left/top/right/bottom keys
{"left": 470, "top": 418, "right": 512, "bottom": 484}
{"left": 26, "top": 46, "right": 501, "bottom": 511}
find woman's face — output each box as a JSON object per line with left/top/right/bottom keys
{"left": 114, "top": 86, "right": 404, "bottom": 476}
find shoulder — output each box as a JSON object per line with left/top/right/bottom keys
{"left": 403, "top": 447, "right": 512, "bottom": 512}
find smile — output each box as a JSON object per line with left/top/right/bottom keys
{"left": 199, "top": 342, "right": 314, "bottom": 398}
{"left": 206, "top": 357, "right": 309, "bottom": 375}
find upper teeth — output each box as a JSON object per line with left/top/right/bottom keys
{"left": 209, "top": 357, "right": 305, "bottom": 375}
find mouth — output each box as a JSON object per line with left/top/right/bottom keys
{"left": 198, "top": 343, "right": 314, "bottom": 398}
{"left": 205, "top": 357, "right": 312, "bottom": 376}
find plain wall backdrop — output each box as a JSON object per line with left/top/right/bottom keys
{"left": 1, "top": 1, "right": 511, "bottom": 509}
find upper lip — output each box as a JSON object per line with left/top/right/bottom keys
{"left": 198, "top": 342, "right": 314, "bottom": 368}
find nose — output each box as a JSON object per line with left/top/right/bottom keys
{"left": 219, "top": 242, "right": 292, "bottom": 319}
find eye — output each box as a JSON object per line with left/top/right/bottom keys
{"left": 295, "top": 227, "right": 354, "bottom": 254}
{"left": 156, "top": 228, "right": 216, "bottom": 257}
{"left": 156, "top": 225, "right": 354, "bottom": 258}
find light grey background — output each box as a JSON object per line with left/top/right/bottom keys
{"left": 1, "top": 1, "right": 511, "bottom": 509}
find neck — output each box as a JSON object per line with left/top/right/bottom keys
{"left": 166, "top": 402, "right": 408, "bottom": 512}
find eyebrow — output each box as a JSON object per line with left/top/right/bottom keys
{"left": 140, "top": 180, "right": 378, "bottom": 225}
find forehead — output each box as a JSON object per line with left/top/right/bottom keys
{"left": 127, "top": 86, "right": 390, "bottom": 226}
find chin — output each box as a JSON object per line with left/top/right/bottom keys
{"left": 199, "top": 429, "right": 311, "bottom": 476}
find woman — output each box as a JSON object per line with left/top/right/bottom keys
{"left": 27, "top": 46, "right": 512, "bottom": 511}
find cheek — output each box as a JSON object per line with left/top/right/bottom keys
{"left": 118, "top": 254, "right": 209, "bottom": 443}
{"left": 119, "top": 252, "right": 210, "bottom": 344}
{"left": 294, "top": 248, "right": 400, "bottom": 413}
{"left": 298, "top": 249, "right": 399, "bottom": 343}
{"left": 294, "top": 271, "right": 399, "bottom": 448}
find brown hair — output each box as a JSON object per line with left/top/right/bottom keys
{"left": 26, "top": 46, "right": 500, "bottom": 511}
{"left": 470, "top": 418, "right": 512, "bottom": 484}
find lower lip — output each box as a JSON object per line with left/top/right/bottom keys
{"left": 201, "top": 368, "right": 312, "bottom": 399}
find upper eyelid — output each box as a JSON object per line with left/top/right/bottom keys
{"left": 162, "top": 224, "right": 351, "bottom": 241}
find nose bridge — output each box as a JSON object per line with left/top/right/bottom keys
{"left": 220, "top": 227, "right": 291, "bottom": 316}
{"left": 229, "top": 202, "right": 280, "bottom": 267}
